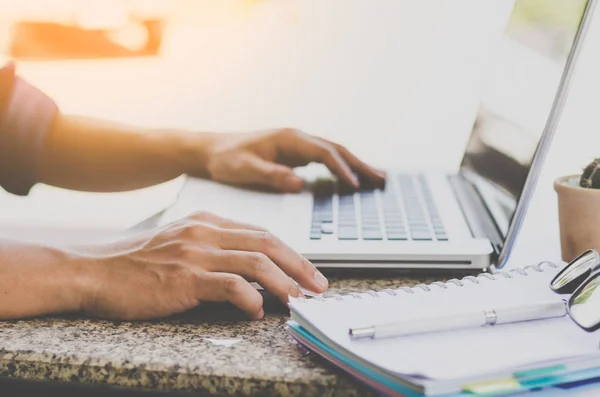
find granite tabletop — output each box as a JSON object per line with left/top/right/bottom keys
{"left": 0, "top": 269, "right": 459, "bottom": 397}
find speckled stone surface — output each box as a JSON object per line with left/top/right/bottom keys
{"left": 0, "top": 271, "right": 455, "bottom": 396}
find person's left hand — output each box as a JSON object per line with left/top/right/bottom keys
{"left": 194, "top": 128, "right": 386, "bottom": 193}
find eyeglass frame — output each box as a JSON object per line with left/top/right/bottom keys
{"left": 550, "top": 248, "right": 600, "bottom": 332}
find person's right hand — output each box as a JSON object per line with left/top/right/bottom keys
{"left": 74, "top": 212, "right": 328, "bottom": 320}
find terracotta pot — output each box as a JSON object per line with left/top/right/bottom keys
{"left": 555, "top": 175, "right": 600, "bottom": 262}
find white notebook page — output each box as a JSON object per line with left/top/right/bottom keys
{"left": 290, "top": 264, "right": 600, "bottom": 380}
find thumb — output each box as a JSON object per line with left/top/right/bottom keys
{"left": 241, "top": 155, "right": 304, "bottom": 192}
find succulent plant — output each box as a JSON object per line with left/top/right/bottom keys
{"left": 580, "top": 158, "right": 600, "bottom": 188}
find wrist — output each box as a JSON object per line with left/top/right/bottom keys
{"left": 46, "top": 247, "right": 90, "bottom": 315}
{"left": 0, "top": 241, "right": 87, "bottom": 318}
{"left": 163, "top": 129, "right": 220, "bottom": 178}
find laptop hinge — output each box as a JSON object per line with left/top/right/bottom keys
{"left": 449, "top": 174, "right": 502, "bottom": 261}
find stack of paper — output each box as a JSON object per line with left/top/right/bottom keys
{"left": 288, "top": 263, "right": 600, "bottom": 396}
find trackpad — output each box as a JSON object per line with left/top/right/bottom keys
{"left": 160, "top": 178, "right": 287, "bottom": 231}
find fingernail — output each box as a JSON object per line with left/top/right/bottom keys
{"left": 256, "top": 308, "right": 265, "bottom": 320}
{"left": 294, "top": 288, "right": 306, "bottom": 299}
{"left": 289, "top": 280, "right": 306, "bottom": 298}
{"left": 314, "top": 270, "right": 329, "bottom": 290}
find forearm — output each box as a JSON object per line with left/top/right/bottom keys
{"left": 38, "top": 113, "right": 216, "bottom": 192}
{"left": 0, "top": 239, "right": 83, "bottom": 319}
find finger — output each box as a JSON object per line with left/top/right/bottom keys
{"left": 325, "top": 140, "right": 386, "bottom": 185}
{"left": 195, "top": 272, "right": 265, "bottom": 319}
{"left": 237, "top": 153, "right": 304, "bottom": 193}
{"left": 291, "top": 136, "right": 359, "bottom": 189}
{"left": 216, "top": 229, "right": 328, "bottom": 294}
{"left": 202, "top": 250, "right": 303, "bottom": 303}
{"left": 189, "top": 211, "right": 267, "bottom": 232}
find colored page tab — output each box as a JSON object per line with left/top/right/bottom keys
{"left": 514, "top": 365, "right": 566, "bottom": 381}
{"left": 462, "top": 378, "right": 521, "bottom": 395}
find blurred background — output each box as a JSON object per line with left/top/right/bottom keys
{"left": 0, "top": 0, "right": 599, "bottom": 266}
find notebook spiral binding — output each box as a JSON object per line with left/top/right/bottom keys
{"left": 304, "top": 261, "right": 559, "bottom": 303}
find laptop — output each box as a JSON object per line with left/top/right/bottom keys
{"left": 156, "top": 0, "right": 596, "bottom": 271}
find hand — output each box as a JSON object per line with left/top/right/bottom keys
{"left": 74, "top": 212, "right": 328, "bottom": 320}
{"left": 196, "top": 128, "right": 386, "bottom": 192}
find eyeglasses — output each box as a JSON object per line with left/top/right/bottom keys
{"left": 550, "top": 249, "right": 600, "bottom": 332}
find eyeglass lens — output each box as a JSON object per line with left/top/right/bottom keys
{"left": 569, "top": 274, "right": 600, "bottom": 331}
{"left": 550, "top": 249, "right": 599, "bottom": 294}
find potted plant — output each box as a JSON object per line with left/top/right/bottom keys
{"left": 555, "top": 159, "right": 600, "bottom": 261}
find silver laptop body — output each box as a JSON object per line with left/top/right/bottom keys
{"left": 157, "top": 0, "right": 596, "bottom": 271}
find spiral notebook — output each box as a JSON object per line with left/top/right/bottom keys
{"left": 288, "top": 262, "right": 600, "bottom": 396}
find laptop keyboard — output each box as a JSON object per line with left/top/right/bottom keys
{"left": 310, "top": 174, "right": 448, "bottom": 241}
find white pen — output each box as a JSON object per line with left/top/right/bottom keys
{"left": 348, "top": 300, "right": 568, "bottom": 340}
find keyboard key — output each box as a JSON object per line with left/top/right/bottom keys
{"left": 387, "top": 233, "right": 408, "bottom": 240}
{"left": 385, "top": 225, "right": 407, "bottom": 232}
{"left": 361, "top": 218, "right": 381, "bottom": 225}
{"left": 338, "top": 183, "right": 358, "bottom": 195}
{"left": 411, "top": 231, "right": 432, "bottom": 241}
{"left": 339, "top": 210, "right": 356, "bottom": 217}
{"left": 410, "top": 227, "right": 429, "bottom": 233}
{"left": 362, "top": 220, "right": 380, "bottom": 226}
{"left": 314, "top": 215, "right": 333, "bottom": 223}
{"left": 361, "top": 215, "right": 380, "bottom": 222}
{"left": 362, "top": 230, "right": 383, "bottom": 240}
{"left": 362, "top": 226, "right": 382, "bottom": 232}
{"left": 385, "top": 214, "right": 404, "bottom": 220}
{"left": 313, "top": 179, "right": 335, "bottom": 196}
{"left": 386, "top": 226, "right": 406, "bottom": 232}
{"left": 435, "top": 232, "right": 448, "bottom": 240}
{"left": 310, "top": 229, "right": 321, "bottom": 240}
{"left": 315, "top": 199, "right": 331, "bottom": 205}
{"left": 321, "top": 223, "right": 334, "bottom": 234}
{"left": 360, "top": 210, "right": 378, "bottom": 215}
{"left": 338, "top": 228, "right": 359, "bottom": 240}
{"left": 385, "top": 222, "right": 405, "bottom": 229}
{"left": 386, "top": 224, "right": 406, "bottom": 231}
{"left": 361, "top": 218, "right": 380, "bottom": 226}
{"left": 362, "top": 217, "right": 381, "bottom": 224}
{"left": 361, "top": 211, "right": 379, "bottom": 217}
{"left": 386, "top": 228, "right": 407, "bottom": 235}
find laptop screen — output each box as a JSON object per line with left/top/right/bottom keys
{"left": 459, "top": 0, "right": 591, "bottom": 254}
